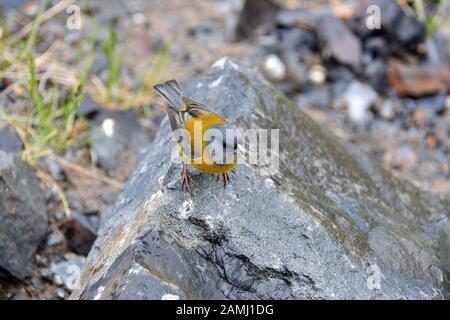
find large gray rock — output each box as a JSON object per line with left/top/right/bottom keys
{"left": 71, "top": 58, "right": 450, "bottom": 300}
{"left": 0, "top": 152, "right": 48, "bottom": 279}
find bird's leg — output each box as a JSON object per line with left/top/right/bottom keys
{"left": 181, "top": 164, "right": 194, "bottom": 192}
{"left": 222, "top": 172, "right": 230, "bottom": 188}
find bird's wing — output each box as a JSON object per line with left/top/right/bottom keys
{"left": 183, "top": 97, "right": 219, "bottom": 117}
{"left": 167, "top": 108, "right": 201, "bottom": 161}
{"left": 153, "top": 79, "right": 185, "bottom": 110}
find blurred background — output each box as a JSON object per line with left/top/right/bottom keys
{"left": 0, "top": 0, "right": 449, "bottom": 299}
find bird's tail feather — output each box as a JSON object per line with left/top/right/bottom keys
{"left": 153, "top": 80, "right": 185, "bottom": 110}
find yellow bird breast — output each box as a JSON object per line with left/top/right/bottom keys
{"left": 179, "top": 114, "right": 237, "bottom": 174}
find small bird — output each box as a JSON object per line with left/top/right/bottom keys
{"left": 153, "top": 80, "right": 240, "bottom": 191}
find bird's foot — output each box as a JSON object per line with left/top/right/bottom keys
{"left": 181, "top": 164, "right": 194, "bottom": 192}
{"left": 222, "top": 172, "right": 230, "bottom": 188}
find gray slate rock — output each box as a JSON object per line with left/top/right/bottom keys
{"left": 0, "top": 125, "right": 23, "bottom": 154}
{"left": 71, "top": 58, "right": 450, "bottom": 300}
{"left": 0, "top": 152, "right": 48, "bottom": 279}
{"left": 317, "top": 15, "right": 362, "bottom": 70}
{"left": 89, "top": 110, "right": 151, "bottom": 171}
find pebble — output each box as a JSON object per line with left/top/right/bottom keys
{"left": 47, "top": 231, "right": 64, "bottom": 247}
{"left": 317, "top": 14, "right": 362, "bottom": 70}
{"left": 50, "top": 255, "right": 86, "bottom": 291}
{"left": 55, "top": 288, "right": 66, "bottom": 299}
{"left": 308, "top": 64, "right": 326, "bottom": 85}
{"left": 40, "top": 268, "right": 53, "bottom": 282}
{"left": 263, "top": 54, "right": 286, "bottom": 81}
{"left": 342, "top": 81, "right": 378, "bottom": 123}
{"left": 377, "top": 100, "right": 396, "bottom": 120}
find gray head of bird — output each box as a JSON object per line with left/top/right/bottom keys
{"left": 205, "top": 124, "right": 243, "bottom": 165}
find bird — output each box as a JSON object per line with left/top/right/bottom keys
{"left": 153, "top": 79, "right": 241, "bottom": 191}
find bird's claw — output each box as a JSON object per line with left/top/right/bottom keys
{"left": 181, "top": 165, "right": 194, "bottom": 192}
{"left": 222, "top": 172, "right": 230, "bottom": 188}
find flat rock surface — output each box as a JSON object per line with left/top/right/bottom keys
{"left": 71, "top": 58, "right": 450, "bottom": 300}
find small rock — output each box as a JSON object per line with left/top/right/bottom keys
{"left": 426, "top": 133, "right": 437, "bottom": 149}
{"left": 54, "top": 274, "right": 64, "bottom": 286}
{"left": 374, "top": 99, "right": 397, "bottom": 120}
{"left": 262, "top": 54, "right": 286, "bottom": 82}
{"left": 282, "top": 51, "right": 309, "bottom": 87}
{"left": 101, "top": 191, "right": 118, "bottom": 205}
{"left": 364, "top": 58, "right": 387, "bottom": 92}
{"left": 295, "top": 86, "right": 331, "bottom": 109}
{"left": 62, "top": 211, "right": 99, "bottom": 255}
{"left": 392, "top": 13, "right": 425, "bottom": 49}
{"left": 308, "top": 64, "right": 326, "bottom": 85}
{"left": 426, "top": 34, "right": 449, "bottom": 66}
{"left": 23, "top": 1, "right": 44, "bottom": 16}
{"left": 275, "top": 8, "right": 316, "bottom": 30}
{"left": 55, "top": 288, "right": 66, "bottom": 299}
{"left": 351, "top": 0, "right": 425, "bottom": 53}
{"left": 364, "top": 37, "right": 388, "bottom": 57}
{"left": 31, "top": 277, "right": 45, "bottom": 292}
{"left": 446, "top": 96, "right": 450, "bottom": 110}
{"left": 342, "top": 81, "right": 378, "bottom": 123}
{"left": 35, "top": 254, "right": 47, "bottom": 267}
{"left": 317, "top": 14, "right": 362, "bottom": 70}
{"left": 40, "top": 268, "right": 53, "bottom": 282}
{"left": 47, "top": 230, "right": 64, "bottom": 247}
{"left": 0, "top": 152, "right": 48, "bottom": 279}
{"left": 278, "top": 27, "right": 317, "bottom": 52}
{"left": 89, "top": 111, "right": 151, "bottom": 171}
{"left": 0, "top": 125, "right": 23, "bottom": 154}
{"left": 388, "top": 60, "right": 450, "bottom": 97}
{"left": 234, "top": 0, "right": 280, "bottom": 40}
{"left": 413, "top": 95, "right": 447, "bottom": 114}
{"left": 44, "top": 157, "right": 66, "bottom": 181}
{"left": 410, "top": 107, "right": 431, "bottom": 126}
{"left": 388, "top": 144, "right": 417, "bottom": 170}
{"left": 50, "top": 255, "right": 86, "bottom": 291}
{"left": 53, "top": 211, "right": 66, "bottom": 223}
{"left": 78, "top": 95, "right": 103, "bottom": 119}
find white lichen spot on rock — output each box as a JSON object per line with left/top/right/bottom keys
{"left": 179, "top": 199, "right": 193, "bottom": 219}
{"left": 265, "top": 178, "right": 276, "bottom": 190}
{"left": 366, "top": 264, "right": 382, "bottom": 290}
{"left": 213, "top": 56, "right": 239, "bottom": 71}
{"left": 228, "top": 59, "right": 239, "bottom": 70}
{"left": 212, "top": 57, "right": 228, "bottom": 69}
{"left": 138, "top": 162, "right": 148, "bottom": 176}
{"left": 210, "top": 75, "right": 223, "bottom": 88}
{"left": 129, "top": 263, "right": 148, "bottom": 275}
{"left": 161, "top": 293, "right": 179, "bottom": 300}
{"left": 343, "top": 254, "right": 357, "bottom": 270}
{"left": 93, "top": 286, "right": 105, "bottom": 300}
{"left": 204, "top": 215, "right": 215, "bottom": 230}
{"left": 144, "top": 190, "right": 164, "bottom": 212}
